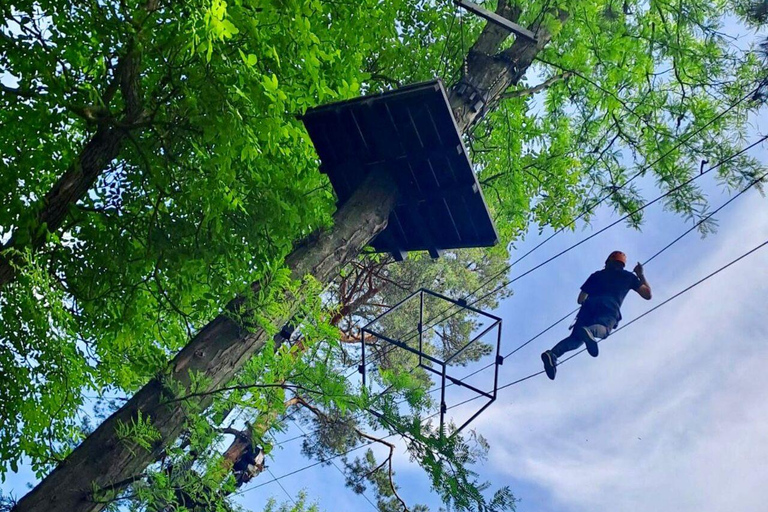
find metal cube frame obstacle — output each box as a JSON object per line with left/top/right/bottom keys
{"left": 360, "top": 288, "right": 504, "bottom": 437}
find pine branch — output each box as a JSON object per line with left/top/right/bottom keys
{"left": 296, "top": 397, "right": 410, "bottom": 511}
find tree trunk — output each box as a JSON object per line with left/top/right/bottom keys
{"left": 447, "top": 9, "right": 569, "bottom": 130}
{"left": 12, "top": 170, "right": 398, "bottom": 512}
{"left": 14, "top": 6, "right": 564, "bottom": 510}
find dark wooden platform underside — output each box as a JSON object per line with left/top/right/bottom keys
{"left": 301, "top": 80, "right": 498, "bottom": 259}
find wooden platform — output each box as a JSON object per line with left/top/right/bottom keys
{"left": 300, "top": 80, "right": 498, "bottom": 259}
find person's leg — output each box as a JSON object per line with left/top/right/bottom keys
{"left": 550, "top": 329, "right": 585, "bottom": 358}
{"left": 583, "top": 323, "right": 610, "bottom": 339}
{"left": 542, "top": 329, "right": 582, "bottom": 380}
{"left": 580, "top": 322, "right": 612, "bottom": 357}
{"left": 542, "top": 319, "right": 613, "bottom": 380}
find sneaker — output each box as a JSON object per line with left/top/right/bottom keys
{"left": 541, "top": 350, "right": 557, "bottom": 380}
{"left": 581, "top": 327, "right": 599, "bottom": 357}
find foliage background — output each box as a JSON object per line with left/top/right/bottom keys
{"left": 1, "top": 0, "right": 767, "bottom": 510}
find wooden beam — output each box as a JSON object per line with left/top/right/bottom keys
{"left": 454, "top": 0, "right": 538, "bottom": 43}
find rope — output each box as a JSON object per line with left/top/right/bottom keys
{"left": 438, "top": 2, "right": 457, "bottom": 78}
{"left": 352, "top": 134, "right": 767, "bottom": 381}
{"left": 236, "top": 235, "right": 768, "bottom": 493}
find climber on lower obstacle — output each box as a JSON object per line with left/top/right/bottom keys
{"left": 541, "top": 251, "right": 652, "bottom": 380}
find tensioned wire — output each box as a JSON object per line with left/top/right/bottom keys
{"left": 290, "top": 418, "right": 380, "bottom": 512}
{"left": 437, "top": 1, "right": 457, "bottom": 78}
{"left": 234, "top": 234, "right": 768, "bottom": 495}
{"left": 269, "top": 134, "right": 766, "bottom": 457}
{"left": 258, "top": 133, "right": 766, "bottom": 474}
{"left": 435, "top": 161, "right": 768, "bottom": 389}
{"left": 457, "top": 236, "right": 768, "bottom": 396}
{"left": 346, "top": 133, "right": 768, "bottom": 381}
{"left": 377, "top": 90, "right": 763, "bottom": 349}
{"left": 333, "top": 149, "right": 768, "bottom": 434}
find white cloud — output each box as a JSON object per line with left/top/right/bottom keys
{"left": 475, "top": 194, "right": 768, "bottom": 512}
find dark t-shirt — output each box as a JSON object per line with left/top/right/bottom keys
{"left": 578, "top": 268, "right": 641, "bottom": 325}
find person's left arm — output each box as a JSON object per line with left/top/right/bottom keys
{"left": 633, "top": 262, "right": 652, "bottom": 300}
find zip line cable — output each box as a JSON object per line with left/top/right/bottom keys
{"left": 345, "top": 159, "right": 768, "bottom": 412}
{"left": 289, "top": 160, "right": 768, "bottom": 465}
{"left": 457, "top": 236, "right": 768, "bottom": 402}
{"left": 236, "top": 240, "right": 768, "bottom": 494}
{"left": 270, "top": 153, "right": 766, "bottom": 462}
{"left": 238, "top": 236, "right": 768, "bottom": 494}
{"left": 428, "top": 162, "right": 768, "bottom": 390}
{"left": 240, "top": 237, "right": 768, "bottom": 494}
{"left": 285, "top": 135, "right": 766, "bottom": 464}
{"left": 265, "top": 467, "right": 297, "bottom": 506}
{"left": 466, "top": 129, "right": 767, "bottom": 306}
{"left": 365, "top": 53, "right": 761, "bottom": 382}
{"left": 346, "top": 122, "right": 766, "bottom": 382}
{"left": 480, "top": 134, "right": 767, "bottom": 296}
{"left": 348, "top": 134, "right": 768, "bottom": 381}
{"left": 290, "top": 419, "right": 380, "bottom": 512}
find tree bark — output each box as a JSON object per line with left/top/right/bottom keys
{"left": 0, "top": 127, "right": 124, "bottom": 287}
{"left": 13, "top": 5, "right": 565, "bottom": 511}
{"left": 13, "top": 169, "right": 398, "bottom": 512}
{"left": 448, "top": 9, "right": 569, "bottom": 130}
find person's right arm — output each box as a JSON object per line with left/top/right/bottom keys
{"left": 578, "top": 272, "right": 598, "bottom": 304}
{"left": 633, "top": 262, "right": 652, "bottom": 300}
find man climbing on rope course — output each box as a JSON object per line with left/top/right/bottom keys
{"left": 541, "top": 251, "right": 652, "bottom": 380}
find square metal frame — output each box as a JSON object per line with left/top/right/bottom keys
{"left": 360, "top": 288, "right": 503, "bottom": 437}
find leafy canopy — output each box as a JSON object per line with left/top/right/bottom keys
{"left": 0, "top": 0, "right": 766, "bottom": 510}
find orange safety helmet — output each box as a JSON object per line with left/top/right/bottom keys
{"left": 606, "top": 250, "right": 627, "bottom": 266}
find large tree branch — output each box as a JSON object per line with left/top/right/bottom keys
{"left": 0, "top": 46, "right": 147, "bottom": 290}
{"left": 330, "top": 284, "right": 380, "bottom": 326}
{"left": 295, "top": 397, "right": 409, "bottom": 511}
{"left": 159, "top": 382, "right": 329, "bottom": 406}
{"left": 448, "top": 9, "right": 570, "bottom": 130}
